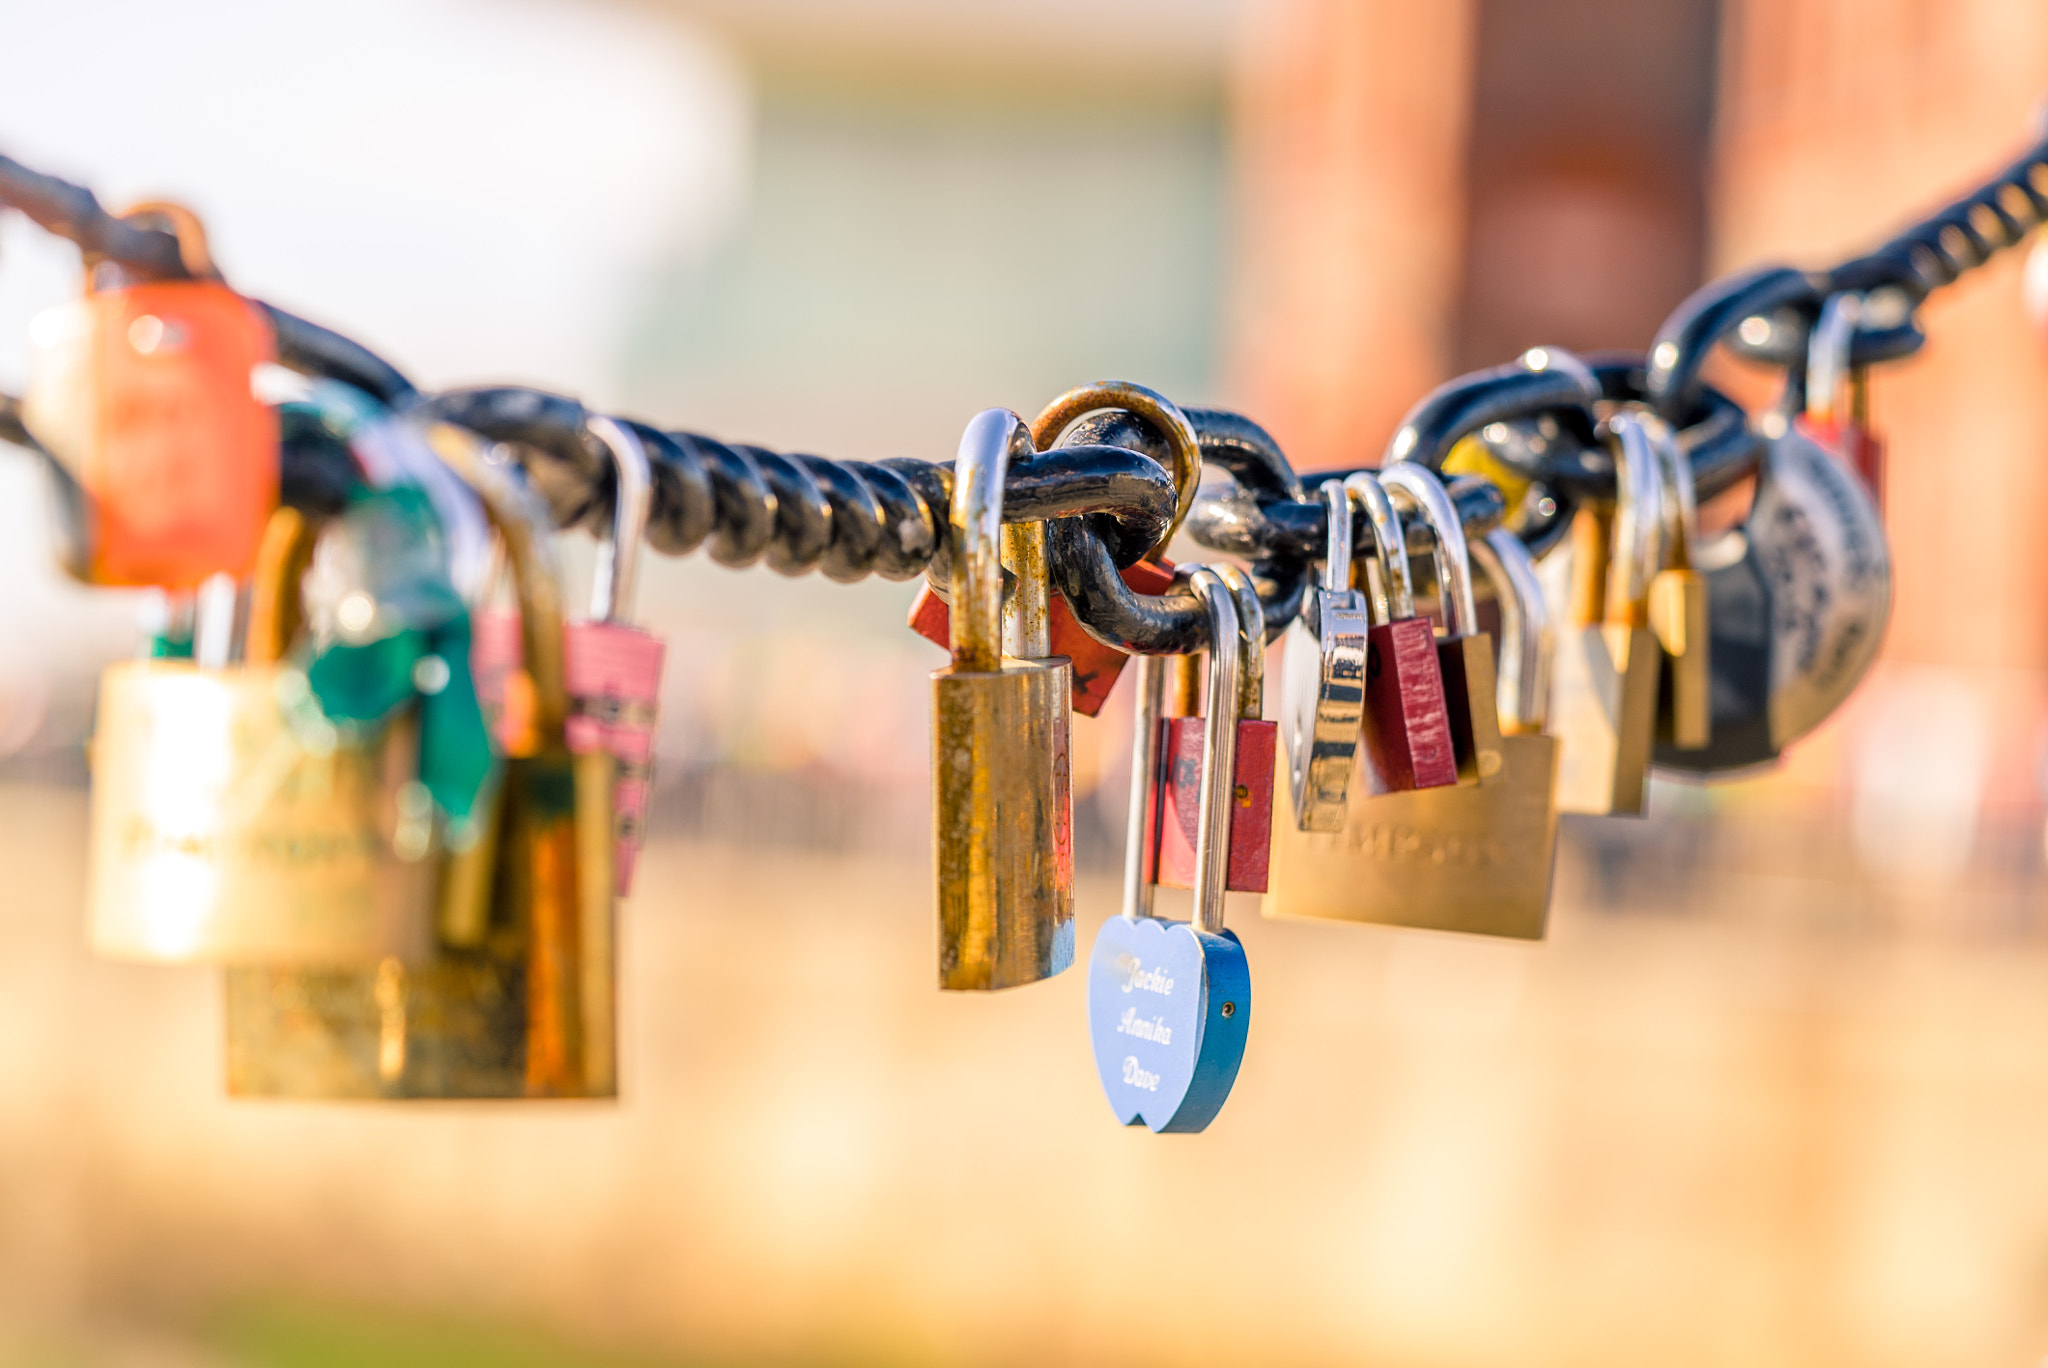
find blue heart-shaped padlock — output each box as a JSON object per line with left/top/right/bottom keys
{"left": 1087, "top": 915, "right": 1250, "bottom": 1133}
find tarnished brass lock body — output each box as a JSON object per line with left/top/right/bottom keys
{"left": 1553, "top": 411, "right": 1664, "bottom": 816}
{"left": 931, "top": 408, "right": 1075, "bottom": 990}
{"left": 224, "top": 423, "right": 617, "bottom": 1100}
{"left": 1266, "top": 525, "right": 1558, "bottom": 939}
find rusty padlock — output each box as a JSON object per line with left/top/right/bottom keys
{"left": 22, "top": 202, "right": 278, "bottom": 588}
{"left": 1378, "top": 462, "right": 1503, "bottom": 786}
{"left": 908, "top": 380, "right": 1200, "bottom": 716}
{"left": 1341, "top": 472, "right": 1459, "bottom": 796}
{"left": 1152, "top": 564, "right": 1277, "bottom": 893}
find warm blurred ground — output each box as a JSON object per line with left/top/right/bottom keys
{"left": 9, "top": 772, "right": 2048, "bottom": 1367}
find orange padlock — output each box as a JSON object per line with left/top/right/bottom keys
{"left": 22, "top": 202, "right": 278, "bottom": 588}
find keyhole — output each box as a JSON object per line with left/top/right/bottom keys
{"left": 1234, "top": 783, "right": 1251, "bottom": 806}
{"left": 1220, "top": 1002, "right": 1236, "bottom": 1018}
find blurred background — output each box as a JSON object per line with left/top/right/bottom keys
{"left": 4, "top": 0, "right": 2048, "bottom": 1363}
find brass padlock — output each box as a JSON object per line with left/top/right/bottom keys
{"left": 1379, "top": 461, "right": 1505, "bottom": 787}
{"left": 1646, "top": 417, "right": 1710, "bottom": 751}
{"left": 931, "top": 408, "right": 1075, "bottom": 991}
{"left": 1264, "top": 526, "right": 1559, "bottom": 939}
{"left": 86, "top": 506, "right": 433, "bottom": 964}
{"left": 1552, "top": 411, "right": 1664, "bottom": 816}
{"left": 224, "top": 422, "right": 617, "bottom": 1099}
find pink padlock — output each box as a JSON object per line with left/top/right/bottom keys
{"left": 470, "top": 417, "right": 666, "bottom": 894}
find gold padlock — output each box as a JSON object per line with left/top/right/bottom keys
{"left": 931, "top": 408, "right": 1075, "bottom": 991}
{"left": 1265, "top": 528, "right": 1559, "bottom": 939}
{"left": 86, "top": 506, "right": 433, "bottom": 964}
{"left": 224, "top": 423, "right": 617, "bottom": 1099}
{"left": 1645, "top": 418, "right": 1711, "bottom": 751}
{"left": 1552, "top": 411, "right": 1664, "bottom": 816}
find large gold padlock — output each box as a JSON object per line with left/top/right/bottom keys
{"left": 931, "top": 407, "right": 1075, "bottom": 991}
{"left": 86, "top": 506, "right": 433, "bottom": 964}
{"left": 1552, "top": 411, "right": 1664, "bottom": 816}
{"left": 224, "top": 423, "right": 617, "bottom": 1099}
{"left": 1266, "top": 526, "right": 1558, "bottom": 940}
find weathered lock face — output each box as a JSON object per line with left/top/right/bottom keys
{"left": 930, "top": 408, "right": 1075, "bottom": 991}
{"left": 1265, "top": 527, "right": 1558, "bottom": 940}
{"left": 1651, "top": 422, "right": 1891, "bottom": 774}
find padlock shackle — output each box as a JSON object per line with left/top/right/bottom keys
{"left": 1473, "top": 526, "right": 1549, "bottom": 734}
{"left": 1217, "top": 563, "right": 1265, "bottom": 721}
{"left": 950, "top": 408, "right": 1034, "bottom": 673}
{"left": 1341, "top": 472, "right": 1415, "bottom": 624}
{"left": 1646, "top": 417, "right": 1699, "bottom": 573}
{"left": 1604, "top": 414, "right": 1667, "bottom": 622}
{"left": 1031, "top": 381, "right": 1201, "bottom": 554}
{"left": 1186, "top": 566, "right": 1242, "bottom": 937}
{"left": 1379, "top": 463, "right": 1477, "bottom": 638}
{"left": 106, "top": 201, "right": 220, "bottom": 283}
{"left": 1316, "top": 479, "right": 1351, "bottom": 594}
{"left": 585, "top": 414, "right": 651, "bottom": 626}
{"left": 426, "top": 422, "right": 573, "bottom": 741}
{"left": 1120, "top": 652, "right": 1165, "bottom": 925}
{"left": 1805, "top": 292, "right": 1861, "bottom": 425}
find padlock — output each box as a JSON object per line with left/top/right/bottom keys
{"left": 1265, "top": 527, "right": 1559, "bottom": 939}
{"left": 1339, "top": 472, "right": 1459, "bottom": 797}
{"left": 930, "top": 408, "right": 1075, "bottom": 991}
{"left": 561, "top": 416, "right": 666, "bottom": 895}
{"left": 85, "top": 503, "right": 434, "bottom": 964}
{"left": 908, "top": 380, "right": 1200, "bottom": 716}
{"left": 1087, "top": 567, "right": 1251, "bottom": 1133}
{"left": 224, "top": 422, "right": 617, "bottom": 1099}
{"left": 1377, "top": 462, "right": 1503, "bottom": 786}
{"left": 1552, "top": 411, "right": 1665, "bottom": 816}
{"left": 1645, "top": 417, "right": 1711, "bottom": 751}
{"left": 21, "top": 201, "right": 278, "bottom": 588}
{"left": 1795, "top": 292, "right": 1885, "bottom": 512}
{"left": 1280, "top": 480, "right": 1373, "bottom": 831}
{"left": 1153, "top": 564, "right": 1278, "bottom": 893}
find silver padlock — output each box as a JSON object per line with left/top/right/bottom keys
{"left": 1280, "top": 479, "right": 1373, "bottom": 831}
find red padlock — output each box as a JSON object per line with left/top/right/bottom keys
{"left": 1344, "top": 471, "right": 1459, "bottom": 795}
{"left": 1796, "top": 292, "right": 1884, "bottom": 513}
{"left": 908, "top": 555, "right": 1177, "bottom": 716}
{"left": 21, "top": 202, "right": 277, "bottom": 588}
{"left": 471, "top": 417, "right": 666, "bottom": 895}
{"left": 1152, "top": 564, "right": 1276, "bottom": 893}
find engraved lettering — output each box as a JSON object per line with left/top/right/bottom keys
{"left": 1116, "top": 1006, "right": 1172, "bottom": 1045}
{"left": 1121, "top": 1056, "right": 1160, "bottom": 1091}
{"left": 1114, "top": 953, "right": 1175, "bottom": 997}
